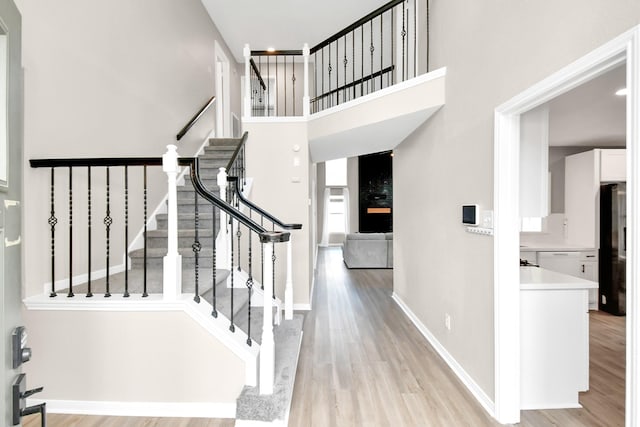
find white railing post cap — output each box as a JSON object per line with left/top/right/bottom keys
{"left": 303, "top": 43, "right": 310, "bottom": 56}
{"left": 243, "top": 44, "right": 251, "bottom": 57}
{"left": 162, "top": 145, "right": 180, "bottom": 173}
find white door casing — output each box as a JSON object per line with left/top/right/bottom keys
{"left": 214, "top": 40, "right": 231, "bottom": 137}
{"left": 494, "top": 26, "right": 640, "bottom": 425}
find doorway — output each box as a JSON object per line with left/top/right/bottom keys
{"left": 494, "top": 26, "right": 640, "bottom": 424}
{"left": 214, "top": 40, "right": 231, "bottom": 137}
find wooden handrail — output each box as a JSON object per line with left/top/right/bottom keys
{"left": 310, "top": 0, "right": 405, "bottom": 54}
{"left": 176, "top": 95, "right": 216, "bottom": 141}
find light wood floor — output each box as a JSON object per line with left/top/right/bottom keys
{"left": 24, "top": 247, "right": 626, "bottom": 426}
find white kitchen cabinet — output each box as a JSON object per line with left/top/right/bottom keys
{"left": 565, "top": 149, "right": 626, "bottom": 248}
{"left": 579, "top": 251, "right": 598, "bottom": 309}
{"left": 538, "top": 251, "right": 581, "bottom": 276}
{"left": 520, "top": 105, "right": 549, "bottom": 218}
{"left": 600, "top": 149, "right": 626, "bottom": 182}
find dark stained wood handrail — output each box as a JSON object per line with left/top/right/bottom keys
{"left": 176, "top": 95, "right": 216, "bottom": 141}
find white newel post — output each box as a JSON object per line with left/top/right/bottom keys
{"left": 303, "top": 43, "right": 310, "bottom": 117}
{"left": 260, "top": 240, "right": 275, "bottom": 395}
{"left": 162, "top": 145, "right": 181, "bottom": 300}
{"left": 217, "top": 167, "right": 230, "bottom": 270}
{"left": 284, "top": 237, "right": 294, "bottom": 320}
{"left": 244, "top": 44, "right": 251, "bottom": 118}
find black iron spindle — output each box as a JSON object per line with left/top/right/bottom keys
{"left": 343, "top": 36, "right": 347, "bottom": 103}
{"left": 87, "top": 166, "right": 93, "bottom": 297}
{"left": 284, "top": 56, "right": 287, "bottom": 116}
{"left": 352, "top": 32, "right": 356, "bottom": 101}
{"left": 267, "top": 55, "right": 270, "bottom": 117}
{"left": 260, "top": 216, "right": 265, "bottom": 290}
{"left": 380, "top": 13, "right": 384, "bottom": 90}
{"left": 392, "top": 7, "right": 395, "bottom": 84}
{"left": 229, "top": 218, "right": 235, "bottom": 332}
{"left": 335, "top": 40, "right": 339, "bottom": 105}
{"left": 193, "top": 188, "right": 201, "bottom": 303}
{"left": 272, "top": 242, "right": 276, "bottom": 301}
{"left": 292, "top": 57, "right": 296, "bottom": 116}
{"left": 67, "top": 167, "right": 74, "bottom": 298}
{"left": 104, "top": 167, "right": 112, "bottom": 298}
{"left": 143, "top": 165, "right": 148, "bottom": 297}
{"left": 361, "top": 24, "right": 364, "bottom": 96}
{"left": 124, "top": 166, "right": 130, "bottom": 298}
{"left": 211, "top": 204, "right": 218, "bottom": 317}
{"left": 370, "top": 19, "right": 374, "bottom": 93}
{"left": 328, "top": 44, "right": 332, "bottom": 107}
{"left": 49, "top": 168, "right": 57, "bottom": 297}
{"left": 275, "top": 55, "right": 279, "bottom": 116}
{"left": 402, "top": 0, "right": 407, "bottom": 81}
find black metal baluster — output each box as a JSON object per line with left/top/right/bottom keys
{"left": 267, "top": 55, "right": 270, "bottom": 117}
{"left": 261, "top": 216, "right": 265, "bottom": 290}
{"left": 246, "top": 221, "right": 253, "bottom": 346}
{"left": 104, "top": 167, "right": 112, "bottom": 298}
{"left": 193, "top": 188, "right": 201, "bottom": 303}
{"left": 413, "top": 0, "right": 417, "bottom": 77}
{"left": 361, "top": 24, "right": 364, "bottom": 96}
{"left": 124, "top": 166, "right": 130, "bottom": 298}
{"left": 343, "top": 36, "right": 347, "bottom": 103}
{"left": 275, "top": 55, "right": 279, "bottom": 116}
{"left": 49, "top": 168, "right": 57, "bottom": 297}
{"left": 321, "top": 48, "right": 325, "bottom": 111}
{"left": 402, "top": 1, "right": 407, "bottom": 81}
{"left": 67, "top": 167, "right": 74, "bottom": 298}
{"left": 335, "top": 40, "right": 339, "bottom": 105}
{"left": 272, "top": 242, "right": 276, "bottom": 301}
{"left": 284, "top": 55, "right": 287, "bottom": 116}
{"left": 143, "top": 165, "right": 148, "bottom": 297}
{"left": 426, "top": 0, "right": 430, "bottom": 72}
{"left": 87, "top": 166, "right": 93, "bottom": 297}
{"left": 313, "top": 51, "right": 317, "bottom": 113}
{"left": 380, "top": 13, "right": 384, "bottom": 89}
{"left": 236, "top": 211, "right": 242, "bottom": 273}
{"left": 211, "top": 205, "right": 218, "bottom": 317}
{"left": 392, "top": 7, "right": 395, "bottom": 84}
{"left": 230, "top": 218, "right": 235, "bottom": 332}
{"left": 370, "top": 19, "right": 374, "bottom": 93}
{"left": 292, "top": 57, "right": 296, "bottom": 116}
{"left": 328, "top": 44, "right": 332, "bottom": 107}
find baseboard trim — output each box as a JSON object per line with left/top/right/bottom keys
{"left": 391, "top": 292, "right": 496, "bottom": 418}
{"left": 293, "top": 303, "right": 311, "bottom": 311}
{"left": 27, "top": 398, "right": 235, "bottom": 418}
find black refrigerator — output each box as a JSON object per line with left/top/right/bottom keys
{"left": 599, "top": 183, "right": 626, "bottom": 316}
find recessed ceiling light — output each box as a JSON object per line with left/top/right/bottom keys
{"left": 266, "top": 47, "right": 276, "bottom": 53}
{"left": 616, "top": 88, "right": 628, "bottom": 96}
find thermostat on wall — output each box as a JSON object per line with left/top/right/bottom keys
{"left": 462, "top": 204, "right": 479, "bottom": 226}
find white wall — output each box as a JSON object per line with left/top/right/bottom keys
{"left": 19, "top": 0, "right": 240, "bottom": 296}
{"left": 394, "top": 0, "right": 640, "bottom": 401}
{"left": 24, "top": 309, "right": 245, "bottom": 404}
{"left": 243, "top": 120, "right": 311, "bottom": 306}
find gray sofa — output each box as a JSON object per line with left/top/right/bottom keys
{"left": 342, "top": 232, "right": 393, "bottom": 268}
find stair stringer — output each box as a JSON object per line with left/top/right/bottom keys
{"left": 182, "top": 295, "right": 260, "bottom": 387}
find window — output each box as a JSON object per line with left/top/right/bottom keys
{"left": 325, "top": 158, "right": 347, "bottom": 186}
{"left": 328, "top": 191, "right": 346, "bottom": 233}
{"left": 324, "top": 158, "right": 348, "bottom": 235}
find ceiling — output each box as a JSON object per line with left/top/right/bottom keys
{"left": 200, "top": 0, "right": 389, "bottom": 62}
{"left": 547, "top": 64, "right": 626, "bottom": 147}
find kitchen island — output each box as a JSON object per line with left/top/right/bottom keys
{"left": 520, "top": 266, "right": 598, "bottom": 410}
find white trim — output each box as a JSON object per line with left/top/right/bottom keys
{"left": 391, "top": 292, "right": 495, "bottom": 417}
{"left": 310, "top": 67, "right": 446, "bottom": 120}
{"left": 242, "top": 116, "right": 308, "bottom": 124}
{"left": 293, "top": 303, "right": 311, "bottom": 311}
{"left": 494, "top": 25, "right": 640, "bottom": 425}
{"left": 29, "top": 398, "right": 235, "bottom": 419}
{"left": 24, "top": 294, "right": 260, "bottom": 386}
{"left": 215, "top": 40, "right": 232, "bottom": 138}
{"left": 42, "top": 263, "right": 125, "bottom": 295}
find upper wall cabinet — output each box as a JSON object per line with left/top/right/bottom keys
{"left": 520, "top": 105, "right": 550, "bottom": 218}
{"left": 600, "top": 149, "right": 626, "bottom": 182}
{"left": 565, "top": 148, "right": 626, "bottom": 247}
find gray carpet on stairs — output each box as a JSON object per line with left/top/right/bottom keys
{"left": 236, "top": 314, "right": 305, "bottom": 423}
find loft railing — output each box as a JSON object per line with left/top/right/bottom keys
{"left": 310, "top": 0, "right": 419, "bottom": 113}
{"left": 244, "top": 45, "right": 310, "bottom": 118}
{"left": 225, "top": 131, "right": 248, "bottom": 193}
{"left": 176, "top": 96, "right": 216, "bottom": 141}
{"left": 29, "top": 144, "right": 293, "bottom": 395}
{"left": 243, "top": 0, "right": 424, "bottom": 116}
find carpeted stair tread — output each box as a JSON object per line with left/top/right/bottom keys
{"left": 236, "top": 314, "right": 305, "bottom": 423}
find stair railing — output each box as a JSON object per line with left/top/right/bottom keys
{"left": 226, "top": 176, "right": 302, "bottom": 320}
{"left": 176, "top": 95, "right": 216, "bottom": 141}
{"left": 30, "top": 145, "right": 291, "bottom": 396}
{"left": 30, "top": 157, "right": 164, "bottom": 298}
{"left": 243, "top": 44, "right": 311, "bottom": 118}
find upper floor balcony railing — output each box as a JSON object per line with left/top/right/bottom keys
{"left": 243, "top": 0, "right": 424, "bottom": 118}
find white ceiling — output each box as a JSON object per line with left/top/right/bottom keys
{"left": 200, "top": 0, "right": 389, "bottom": 62}
{"left": 548, "top": 64, "right": 626, "bottom": 147}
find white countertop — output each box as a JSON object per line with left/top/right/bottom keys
{"left": 520, "top": 266, "right": 598, "bottom": 290}
{"left": 520, "top": 243, "right": 595, "bottom": 252}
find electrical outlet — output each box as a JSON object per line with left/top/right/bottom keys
{"left": 602, "top": 295, "right": 607, "bottom": 305}
{"left": 445, "top": 314, "right": 451, "bottom": 331}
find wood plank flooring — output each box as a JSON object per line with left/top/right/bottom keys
{"left": 24, "top": 247, "right": 626, "bottom": 426}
